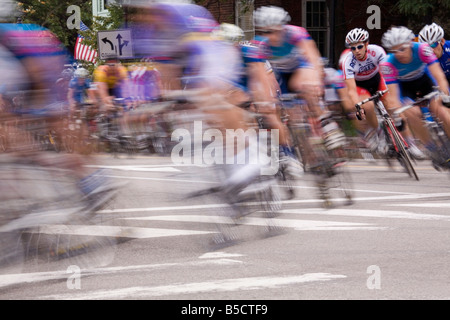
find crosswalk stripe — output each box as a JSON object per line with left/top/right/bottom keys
{"left": 280, "top": 208, "right": 450, "bottom": 221}
{"left": 38, "top": 224, "right": 214, "bottom": 238}
{"left": 123, "top": 215, "right": 385, "bottom": 231}
{"left": 39, "top": 273, "right": 347, "bottom": 299}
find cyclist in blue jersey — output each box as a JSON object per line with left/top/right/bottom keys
{"left": 213, "top": 23, "right": 303, "bottom": 177}
{"left": 381, "top": 26, "right": 450, "bottom": 164}
{"left": 418, "top": 23, "right": 450, "bottom": 88}
{"left": 252, "top": 5, "right": 346, "bottom": 151}
{"left": 68, "top": 67, "right": 95, "bottom": 113}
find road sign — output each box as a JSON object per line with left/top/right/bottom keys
{"left": 97, "top": 29, "right": 134, "bottom": 60}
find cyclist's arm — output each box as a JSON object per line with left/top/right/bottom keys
{"left": 336, "top": 86, "right": 354, "bottom": 114}
{"left": 247, "top": 61, "right": 276, "bottom": 104}
{"left": 67, "top": 87, "right": 76, "bottom": 110}
{"left": 344, "top": 78, "right": 361, "bottom": 108}
{"left": 383, "top": 83, "right": 402, "bottom": 110}
{"left": 428, "top": 63, "right": 450, "bottom": 96}
{"left": 95, "top": 81, "right": 113, "bottom": 107}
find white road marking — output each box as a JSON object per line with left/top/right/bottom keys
{"left": 281, "top": 208, "right": 450, "bottom": 221}
{"left": 0, "top": 259, "right": 243, "bottom": 289}
{"left": 98, "top": 192, "right": 450, "bottom": 215}
{"left": 37, "top": 224, "right": 214, "bottom": 238}
{"left": 123, "top": 215, "right": 385, "bottom": 231}
{"left": 39, "top": 273, "right": 347, "bottom": 300}
{"left": 199, "top": 252, "right": 244, "bottom": 259}
{"left": 388, "top": 203, "right": 450, "bottom": 208}
{"left": 87, "top": 166, "right": 181, "bottom": 172}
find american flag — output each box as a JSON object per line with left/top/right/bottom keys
{"left": 74, "top": 21, "right": 98, "bottom": 63}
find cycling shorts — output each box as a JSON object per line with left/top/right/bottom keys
{"left": 355, "top": 72, "right": 388, "bottom": 97}
{"left": 399, "top": 73, "right": 435, "bottom": 100}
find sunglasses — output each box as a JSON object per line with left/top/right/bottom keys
{"left": 430, "top": 41, "right": 440, "bottom": 49}
{"left": 260, "top": 29, "right": 282, "bottom": 35}
{"left": 350, "top": 44, "right": 365, "bottom": 51}
{"left": 389, "top": 44, "right": 410, "bottom": 54}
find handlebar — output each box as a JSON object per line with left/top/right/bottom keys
{"left": 393, "top": 90, "right": 441, "bottom": 116}
{"left": 355, "top": 89, "right": 389, "bottom": 120}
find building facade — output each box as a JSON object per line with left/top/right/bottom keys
{"left": 92, "top": 0, "right": 407, "bottom": 67}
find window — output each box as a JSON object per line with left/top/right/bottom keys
{"left": 302, "top": 0, "right": 329, "bottom": 58}
{"left": 235, "top": 0, "right": 255, "bottom": 40}
{"left": 93, "top": 0, "right": 109, "bottom": 17}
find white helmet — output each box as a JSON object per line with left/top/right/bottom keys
{"left": 212, "top": 23, "right": 244, "bottom": 42}
{"left": 419, "top": 23, "right": 444, "bottom": 45}
{"left": 253, "top": 6, "right": 291, "bottom": 30}
{"left": 345, "top": 28, "right": 369, "bottom": 46}
{"left": 382, "top": 26, "right": 415, "bottom": 50}
{"left": 74, "top": 67, "right": 89, "bottom": 78}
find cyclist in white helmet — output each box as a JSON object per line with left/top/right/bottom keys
{"left": 381, "top": 26, "right": 450, "bottom": 165}
{"left": 213, "top": 22, "right": 303, "bottom": 178}
{"left": 253, "top": 5, "right": 346, "bottom": 151}
{"left": 341, "top": 28, "right": 424, "bottom": 158}
{"left": 419, "top": 23, "right": 450, "bottom": 85}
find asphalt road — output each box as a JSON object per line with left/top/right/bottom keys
{"left": 1, "top": 153, "right": 450, "bottom": 302}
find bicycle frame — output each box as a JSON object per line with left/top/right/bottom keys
{"left": 355, "top": 89, "right": 419, "bottom": 180}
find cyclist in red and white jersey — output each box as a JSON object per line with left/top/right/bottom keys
{"left": 342, "top": 28, "right": 425, "bottom": 159}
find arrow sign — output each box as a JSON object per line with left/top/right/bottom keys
{"left": 116, "top": 34, "right": 129, "bottom": 56}
{"left": 102, "top": 37, "right": 114, "bottom": 50}
{"left": 97, "top": 29, "right": 134, "bottom": 60}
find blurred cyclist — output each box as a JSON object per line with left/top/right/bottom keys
{"left": 418, "top": 23, "right": 450, "bottom": 86}
{"left": 212, "top": 22, "right": 303, "bottom": 177}
{"left": 381, "top": 26, "right": 450, "bottom": 165}
{"left": 342, "top": 28, "right": 425, "bottom": 159}
{"left": 68, "top": 67, "right": 95, "bottom": 112}
{"left": 93, "top": 58, "right": 131, "bottom": 111}
{"left": 252, "top": 5, "right": 346, "bottom": 151}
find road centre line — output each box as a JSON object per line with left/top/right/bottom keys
{"left": 39, "top": 273, "right": 347, "bottom": 300}
{"left": 97, "top": 192, "right": 450, "bottom": 215}
{"left": 123, "top": 215, "right": 385, "bottom": 231}
{"left": 281, "top": 208, "right": 450, "bottom": 221}
{"left": 0, "top": 259, "right": 243, "bottom": 289}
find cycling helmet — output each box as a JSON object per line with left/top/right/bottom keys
{"left": 74, "top": 67, "right": 89, "bottom": 78}
{"left": 212, "top": 23, "right": 244, "bottom": 42}
{"left": 382, "top": 26, "right": 415, "bottom": 50}
{"left": 61, "top": 68, "right": 74, "bottom": 81}
{"left": 345, "top": 28, "right": 369, "bottom": 46}
{"left": 419, "top": 23, "right": 445, "bottom": 45}
{"left": 253, "top": 6, "right": 291, "bottom": 30}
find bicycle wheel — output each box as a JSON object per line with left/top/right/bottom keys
{"left": 385, "top": 119, "right": 419, "bottom": 180}
{"left": 428, "top": 122, "right": 450, "bottom": 171}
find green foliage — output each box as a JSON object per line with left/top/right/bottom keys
{"left": 19, "top": 0, "right": 93, "bottom": 49}
{"left": 19, "top": 1, "right": 124, "bottom": 72}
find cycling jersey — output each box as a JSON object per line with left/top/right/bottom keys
{"left": 437, "top": 40, "right": 450, "bottom": 82}
{"left": 342, "top": 44, "right": 386, "bottom": 81}
{"left": 93, "top": 65, "right": 128, "bottom": 90}
{"left": 69, "top": 77, "right": 92, "bottom": 105}
{"left": 232, "top": 42, "right": 266, "bottom": 92}
{"left": 323, "top": 67, "right": 345, "bottom": 103}
{"left": 0, "top": 23, "right": 70, "bottom": 113}
{"left": 254, "top": 25, "right": 312, "bottom": 73}
{"left": 381, "top": 42, "right": 439, "bottom": 99}
{"left": 381, "top": 42, "right": 438, "bottom": 84}
{"left": 129, "top": 64, "right": 161, "bottom": 102}
{"left": 180, "top": 32, "right": 241, "bottom": 89}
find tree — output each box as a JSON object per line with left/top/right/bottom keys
{"left": 18, "top": 1, "right": 124, "bottom": 70}
{"left": 369, "top": 0, "right": 450, "bottom": 34}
